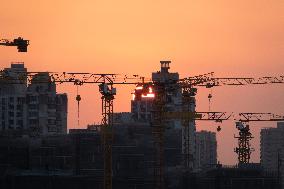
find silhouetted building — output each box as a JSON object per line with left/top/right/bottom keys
{"left": 0, "top": 63, "right": 28, "bottom": 131}
{"left": 27, "top": 72, "right": 67, "bottom": 135}
{"left": 260, "top": 122, "right": 284, "bottom": 188}
{"left": 195, "top": 131, "right": 217, "bottom": 171}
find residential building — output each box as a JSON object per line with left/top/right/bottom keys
{"left": 0, "top": 63, "right": 67, "bottom": 136}
{"left": 260, "top": 122, "right": 284, "bottom": 188}
{"left": 0, "top": 63, "right": 27, "bottom": 131}
{"left": 195, "top": 130, "right": 217, "bottom": 171}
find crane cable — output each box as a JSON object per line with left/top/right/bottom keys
{"left": 76, "top": 85, "right": 81, "bottom": 128}
{"left": 208, "top": 89, "right": 221, "bottom": 132}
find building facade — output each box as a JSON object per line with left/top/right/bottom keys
{"left": 195, "top": 130, "right": 217, "bottom": 171}
{"left": 260, "top": 122, "right": 284, "bottom": 188}
{"left": 0, "top": 63, "right": 67, "bottom": 136}
{"left": 0, "top": 63, "right": 28, "bottom": 131}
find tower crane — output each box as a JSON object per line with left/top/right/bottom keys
{"left": 163, "top": 111, "right": 284, "bottom": 163}
{"left": 0, "top": 37, "right": 29, "bottom": 52}
{"left": 234, "top": 121, "right": 254, "bottom": 164}
{"left": 99, "top": 83, "right": 116, "bottom": 189}
{"left": 1, "top": 62, "right": 284, "bottom": 189}
{"left": 233, "top": 113, "right": 284, "bottom": 164}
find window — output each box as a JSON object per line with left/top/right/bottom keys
{"left": 9, "top": 112, "right": 14, "bottom": 117}
{"left": 16, "top": 112, "right": 23, "bottom": 117}
{"left": 17, "top": 97, "right": 25, "bottom": 105}
{"left": 29, "top": 104, "right": 38, "bottom": 109}
{"left": 9, "top": 97, "right": 14, "bottom": 102}
{"left": 29, "top": 119, "right": 38, "bottom": 125}
{"left": 48, "top": 104, "right": 56, "bottom": 109}
{"left": 17, "top": 120, "right": 23, "bottom": 127}
{"left": 28, "top": 111, "right": 38, "bottom": 117}
{"left": 48, "top": 119, "right": 56, "bottom": 125}
{"left": 17, "top": 104, "right": 23, "bottom": 110}
{"left": 28, "top": 96, "right": 38, "bottom": 103}
{"left": 9, "top": 104, "right": 14, "bottom": 109}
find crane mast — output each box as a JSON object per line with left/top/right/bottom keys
{"left": 180, "top": 87, "right": 197, "bottom": 170}
{"left": 234, "top": 122, "right": 254, "bottom": 164}
{"left": 99, "top": 83, "right": 116, "bottom": 189}
{"left": 151, "top": 84, "right": 166, "bottom": 189}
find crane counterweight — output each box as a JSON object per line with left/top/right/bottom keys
{"left": 0, "top": 37, "right": 29, "bottom": 52}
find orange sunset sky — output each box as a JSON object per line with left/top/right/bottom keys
{"left": 1, "top": 0, "right": 283, "bottom": 165}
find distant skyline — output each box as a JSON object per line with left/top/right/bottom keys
{"left": 1, "top": 0, "right": 283, "bottom": 165}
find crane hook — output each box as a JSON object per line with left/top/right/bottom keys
{"left": 76, "top": 85, "right": 81, "bottom": 128}
{"left": 217, "top": 125, "right": 221, "bottom": 132}
{"left": 208, "top": 88, "right": 213, "bottom": 111}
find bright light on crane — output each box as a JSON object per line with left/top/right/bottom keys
{"left": 132, "top": 85, "right": 155, "bottom": 100}
{"left": 142, "top": 86, "right": 155, "bottom": 98}
{"left": 136, "top": 86, "right": 143, "bottom": 90}
{"left": 149, "top": 87, "right": 153, "bottom": 93}
{"left": 142, "top": 93, "right": 155, "bottom": 98}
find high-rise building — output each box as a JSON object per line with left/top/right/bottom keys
{"left": 131, "top": 61, "right": 182, "bottom": 124}
{"left": 260, "top": 122, "right": 284, "bottom": 188}
{"left": 0, "top": 63, "right": 67, "bottom": 136}
{"left": 131, "top": 61, "right": 197, "bottom": 169}
{"left": 0, "top": 63, "right": 28, "bottom": 131}
{"left": 195, "top": 130, "right": 217, "bottom": 171}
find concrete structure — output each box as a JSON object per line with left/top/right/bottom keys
{"left": 131, "top": 61, "right": 197, "bottom": 169}
{"left": 260, "top": 122, "right": 284, "bottom": 188}
{"left": 131, "top": 61, "right": 182, "bottom": 124}
{"left": 131, "top": 96, "right": 153, "bottom": 122}
{"left": 0, "top": 63, "right": 67, "bottom": 136}
{"left": 195, "top": 131, "right": 217, "bottom": 171}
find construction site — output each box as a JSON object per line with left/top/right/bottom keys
{"left": 1, "top": 14, "right": 284, "bottom": 187}
{"left": 0, "top": 38, "right": 284, "bottom": 189}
